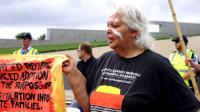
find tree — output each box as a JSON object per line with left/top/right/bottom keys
{"left": 15, "top": 32, "right": 31, "bottom": 40}
{"left": 38, "top": 33, "right": 46, "bottom": 40}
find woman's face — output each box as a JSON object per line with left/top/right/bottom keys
{"left": 107, "top": 12, "right": 137, "bottom": 51}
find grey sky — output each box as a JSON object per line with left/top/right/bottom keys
{"left": 0, "top": 0, "right": 199, "bottom": 39}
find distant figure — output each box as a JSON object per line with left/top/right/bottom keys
{"left": 77, "top": 42, "right": 96, "bottom": 80}
{"left": 13, "top": 33, "right": 38, "bottom": 55}
{"left": 70, "top": 42, "right": 96, "bottom": 112}
{"left": 169, "top": 35, "right": 199, "bottom": 91}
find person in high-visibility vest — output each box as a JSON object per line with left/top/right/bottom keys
{"left": 13, "top": 32, "right": 39, "bottom": 55}
{"left": 169, "top": 35, "right": 199, "bottom": 91}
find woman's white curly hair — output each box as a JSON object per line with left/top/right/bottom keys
{"left": 114, "top": 3, "right": 154, "bottom": 49}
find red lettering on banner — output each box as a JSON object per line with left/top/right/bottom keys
{"left": 0, "top": 58, "right": 55, "bottom": 112}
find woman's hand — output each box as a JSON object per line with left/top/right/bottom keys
{"left": 62, "top": 54, "right": 76, "bottom": 75}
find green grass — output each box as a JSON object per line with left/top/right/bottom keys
{"left": 0, "top": 40, "right": 108, "bottom": 54}
{"left": 155, "top": 33, "right": 200, "bottom": 40}
{"left": 155, "top": 35, "right": 172, "bottom": 40}
{"left": 33, "top": 42, "right": 80, "bottom": 53}
{"left": 1, "top": 33, "right": 199, "bottom": 54}
{"left": 0, "top": 47, "right": 21, "bottom": 54}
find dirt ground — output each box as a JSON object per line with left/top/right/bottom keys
{"left": 43, "top": 35, "right": 200, "bottom": 61}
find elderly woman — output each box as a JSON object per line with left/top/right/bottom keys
{"left": 63, "top": 4, "right": 200, "bottom": 112}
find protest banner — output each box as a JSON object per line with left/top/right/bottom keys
{"left": 0, "top": 54, "right": 68, "bottom": 112}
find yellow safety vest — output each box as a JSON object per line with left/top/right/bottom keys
{"left": 169, "top": 49, "right": 194, "bottom": 87}
{"left": 13, "top": 48, "right": 39, "bottom": 55}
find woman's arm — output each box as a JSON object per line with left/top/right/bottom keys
{"left": 62, "top": 55, "right": 90, "bottom": 112}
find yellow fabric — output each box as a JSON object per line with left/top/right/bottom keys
{"left": 0, "top": 54, "right": 68, "bottom": 112}
{"left": 169, "top": 49, "right": 194, "bottom": 87}
{"left": 96, "top": 85, "right": 120, "bottom": 94}
{"left": 13, "top": 48, "right": 39, "bottom": 55}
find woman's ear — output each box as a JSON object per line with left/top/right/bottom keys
{"left": 130, "top": 30, "right": 139, "bottom": 39}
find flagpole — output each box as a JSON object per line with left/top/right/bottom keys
{"left": 168, "top": 0, "right": 200, "bottom": 101}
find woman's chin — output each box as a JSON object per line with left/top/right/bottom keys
{"left": 109, "top": 43, "right": 115, "bottom": 49}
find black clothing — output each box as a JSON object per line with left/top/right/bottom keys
{"left": 87, "top": 50, "right": 200, "bottom": 112}
{"left": 77, "top": 55, "right": 96, "bottom": 79}
{"left": 70, "top": 55, "right": 96, "bottom": 111}
{"left": 77, "top": 55, "right": 96, "bottom": 93}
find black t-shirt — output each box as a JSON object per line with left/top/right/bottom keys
{"left": 87, "top": 50, "right": 200, "bottom": 112}
{"left": 77, "top": 55, "right": 96, "bottom": 94}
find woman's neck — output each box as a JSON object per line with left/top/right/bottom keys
{"left": 116, "top": 45, "right": 145, "bottom": 58}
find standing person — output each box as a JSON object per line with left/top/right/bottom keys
{"left": 63, "top": 4, "right": 200, "bottom": 112}
{"left": 169, "top": 35, "right": 199, "bottom": 91}
{"left": 69, "top": 42, "right": 96, "bottom": 112}
{"left": 13, "top": 32, "right": 39, "bottom": 55}
{"left": 77, "top": 42, "right": 96, "bottom": 80}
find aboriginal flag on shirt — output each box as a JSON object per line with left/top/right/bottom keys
{"left": 90, "top": 85, "right": 124, "bottom": 111}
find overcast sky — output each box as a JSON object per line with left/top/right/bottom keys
{"left": 0, "top": 0, "right": 199, "bottom": 39}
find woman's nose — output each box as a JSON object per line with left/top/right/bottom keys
{"left": 107, "top": 26, "right": 112, "bottom": 34}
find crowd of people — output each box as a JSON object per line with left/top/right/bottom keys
{"left": 11, "top": 3, "right": 200, "bottom": 112}
{"left": 62, "top": 3, "right": 200, "bottom": 112}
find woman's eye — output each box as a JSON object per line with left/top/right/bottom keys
{"left": 112, "top": 24, "right": 118, "bottom": 27}
{"left": 107, "top": 23, "right": 119, "bottom": 28}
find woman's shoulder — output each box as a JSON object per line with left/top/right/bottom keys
{"left": 145, "top": 49, "right": 170, "bottom": 65}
